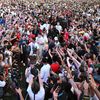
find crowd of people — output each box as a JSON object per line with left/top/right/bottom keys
{"left": 0, "top": 0, "right": 100, "bottom": 100}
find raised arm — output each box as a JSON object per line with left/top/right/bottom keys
{"left": 67, "top": 49, "right": 81, "bottom": 69}
{"left": 15, "top": 88, "right": 24, "bottom": 100}
{"left": 66, "top": 57, "right": 72, "bottom": 68}
{"left": 66, "top": 68, "right": 82, "bottom": 100}
{"left": 55, "top": 47, "right": 64, "bottom": 65}
{"left": 48, "top": 49, "right": 53, "bottom": 58}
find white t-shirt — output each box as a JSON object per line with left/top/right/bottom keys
{"left": 55, "top": 41, "right": 60, "bottom": 47}
{"left": 36, "top": 36, "right": 45, "bottom": 45}
{"left": 40, "top": 64, "right": 51, "bottom": 83}
{"left": 26, "top": 31, "right": 30, "bottom": 35}
{"left": 4, "top": 50, "right": 12, "bottom": 65}
{"left": 28, "top": 42, "right": 39, "bottom": 55}
{"left": 25, "top": 67, "right": 34, "bottom": 83}
{"left": 55, "top": 25, "right": 62, "bottom": 33}
{"left": 43, "top": 34, "right": 48, "bottom": 44}
{"left": 0, "top": 61, "right": 5, "bottom": 67}
{"left": 40, "top": 23, "right": 50, "bottom": 33}
{"left": 0, "top": 81, "right": 6, "bottom": 87}
{"left": 27, "top": 85, "right": 45, "bottom": 100}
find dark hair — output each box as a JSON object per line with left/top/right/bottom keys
{"left": 32, "top": 38, "right": 36, "bottom": 41}
{"left": 61, "top": 81, "right": 72, "bottom": 93}
{"left": 43, "top": 28, "right": 46, "bottom": 32}
{"left": 81, "top": 45, "right": 85, "bottom": 50}
{"left": 42, "top": 57, "right": 48, "bottom": 63}
{"left": 79, "top": 73, "right": 87, "bottom": 82}
{"left": 31, "top": 67, "right": 38, "bottom": 77}
{"left": 79, "top": 66, "right": 85, "bottom": 73}
{"left": 4, "top": 40, "right": 8, "bottom": 44}
{"left": 7, "top": 45, "right": 12, "bottom": 50}
{"left": 61, "top": 42, "right": 67, "bottom": 47}
{"left": 85, "top": 53, "right": 93, "bottom": 60}
{"left": 32, "top": 79, "right": 40, "bottom": 94}
{"left": 98, "top": 55, "right": 100, "bottom": 62}
{"left": 52, "top": 54, "right": 61, "bottom": 65}
{"left": 29, "top": 55, "right": 37, "bottom": 64}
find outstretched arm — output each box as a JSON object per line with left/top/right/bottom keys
{"left": 67, "top": 49, "right": 81, "bottom": 69}
{"left": 66, "top": 67, "right": 82, "bottom": 100}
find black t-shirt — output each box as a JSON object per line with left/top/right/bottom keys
{"left": 77, "top": 49, "right": 87, "bottom": 57}
{"left": 58, "top": 91, "right": 77, "bottom": 100}
{"left": 48, "top": 28, "right": 59, "bottom": 39}
{"left": 0, "top": 66, "right": 4, "bottom": 76}
{"left": 68, "top": 43, "right": 76, "bottom": 50}
{"left": 32, "top": 29, "right": 39, "bottom": 37}
{"left": 48, "top": 42, "right": 55, "bottom": 51}
{"left": 42, "top": 50, "right": 52, "bottom": 64}
{"left": 90, "top": 45, "right": 98, "bottom": 56}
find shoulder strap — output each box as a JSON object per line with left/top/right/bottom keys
{"left": 34, "top": 93, "right": 35, "bottom": 100}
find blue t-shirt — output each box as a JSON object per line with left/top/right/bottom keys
{"left": 0, "top": 18, "right": 5, "bottom": 25}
